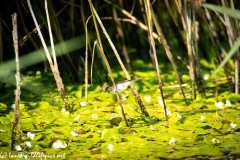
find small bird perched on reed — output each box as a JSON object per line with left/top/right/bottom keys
{"left": 101, "top": 78, "right": 141, "bottom": 94}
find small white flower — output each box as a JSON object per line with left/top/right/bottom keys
{"left": 159, "top": 99, "right": 164, "bottom": 106}
{"left": 61, "top": 108, "right": 66, "bottom": 113}
{"left": 11, "top": 104, "right": 15, "bottom": 109}
{"left": 215, "top": 102, "right": 223, "bottom": 109}
{"left": 80, "top": 101, "right": 86, "bottom": 106}
{"left": 203, "top": 74, "right": 209, "bottom": 80}
{"left": 97, "top": 130, "right": 101, "bottom": 133}
{"left": 164, "top": 110, "right": 171, "bottom": 116}
{"left": 25, "top": 141, "right": 32, "bottom": 148}
{"left": 107, "top": 144, "right": 114, "bottom": 151}
{"left": 177, "top": 113, "right": 182, "bottom": 119}
{"left": 27, "top": 132, "right": 35, "bottom": 140}
{"left": 211, "top": 138, "right": 216, "bottom": 143}
{"left": 52, "top": 140, "right": 67, "bottom": 149}
{"left": 144, "top": 96, "right": 151, "bottom": 102}
{"left": 74, "top": 114, "right": 81, "bottom": 121}
{"left": 116, "top": 106, "right": 121, "bottom": 110}
{"left": 71, "top": 131, "right": 78, "bottom": 137}
{"left": 225, "top": 99, "right": 231, "bottom": 107}
{"left": 169, "top": 137, "right": 175, "bottom": 145}
{"left": 15, "top": 145, "right": 22, "bottom": 151}
{"left": 61, "top": 108, "right": 69, "bottom": 115}
{"left": 92, "top": 114, "right": 98, "bottom": 119}
{"left": 230, "top": 123, "right": 237, "bottom": 128}
{"left": 211, "top": 138, "right": 220, "bottom": 144}
{"left": 167, "top": 110, "right": 171, "bottom": 116}
{"left": 200, "top": 116, "right": 205, "bottom": 121}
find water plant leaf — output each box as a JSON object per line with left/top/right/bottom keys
{"left": 205, "top": 98, "right": 216, "bottom": 104}
{"left": 38, "top": 141, "right": 49, "bottom": 148}
{"left": 52, "top": 128, "right": 63, "bottom": 134}
{"left": 101, "top": 128, "right": 119, "bottom": 141}
{"left": 90, "top": 147, "right": 101, "bottom": 155}
{"left": 201, "top": 125, "right": 212, "bottom": 130}
{"left": 0, "top": 117, "right": 11, "bottom": 125}
{"left": 141, "top": 116, "right": 155, "bottom": 124}
{"left": 74, "top": 128, "right": 86, "bottom": 134}
{"left": 200, "top": 105, "right": 208, "bottom": 109}
{"left": 227, "top": 93, "right": 240, "bottom": 102}
{"left": 75, "top": 90, "right": 83, "bottom": 98}
{"left": 48, "top": 118, "right": 58, "bottom": 125}
{"left": 195, "top": 136, "right": 204, "bottom": 141}
{"left": 124, "top": 128, "right": 137, "bottom": 134}
{"left": 32, "top": 122, "right": 38, "bottom": 130}
{"left": 110, "top": 117, "right": 122, "bottom": 126}
{"left": 222, "top": 119, "right": 231, "bottom": 124}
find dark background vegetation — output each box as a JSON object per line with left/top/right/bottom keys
{"left": 0, "top": 0, "right": 239, "bottom": 86}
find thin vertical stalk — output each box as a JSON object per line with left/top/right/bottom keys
{"left": 191, "top": 12, "right": 206, "bottom": 97}
{"left": 15, "top": 0, "right": 39, "bottom": 50}
{"left": 184, "top": 0, "right": 196, "bottom": 99}
{"left": 213, "top": 59, "right": 219, "bottom": 102}
{"left": 47, "top": 2, "right": 78, "bottom": 77}
{"left": 139, "top": 0, "right": 155, "bottom": 65}
{"left": 0, "top": 12, "right": 2, "bottom": 66}
{"left": 27, "top": 0, "right": 72, "bottom": 112}
{"left": 203, "top": 7, "right": 233, "bottom": 90}
{"left": 88, "top": 0, "right": 129, "bottom": 126}
{"left": 112, "top": 5, "right": 132, "bottom": 73}
{"left": 221, "top": 0, "right": 239, "bottom": 94}
{"left": 165, "top": 0, "right": 185, "bottom": 44}
{"left": 69, "top": 0, "right": 75, "bottom": 37}
{"left": 91, "top": 0, "right": 149, "bottom": 117}
{"left": 84, "top": 15, "right": 92, "bottom": 101}
{"left": 230, "top": 0, "right": 240, "bottom": 94}
{"left": 96, "top": 43, "right": 129, "bottom": 127}
{"left": 85, "top": 34, "right": 88, "bottom": 101}
{"left": 11, "top": 13, "right": 22, "bottom": 150}
{"left": 150, "top": 7, "right": 188, "bottom": 106}
{"left": 45, "top": 0, "right": 57, "bottom": 65}
{"left": 143, "top": 0, "right": 168, "bottom": 122}
{"left": 81, "top": 1, "right": 102, "bottom": 85}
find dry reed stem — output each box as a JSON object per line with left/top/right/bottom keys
{"left": 27, "top": 0, "right": 72, "bottom": 112}
{"left": 90, "top": 1, "right": 149, "bottom": 117}
{"left": 11, "top": 13, "right": 22, "bottom": 150}
{"left": 143, "top": 0, "right": 168, "bottom": 122}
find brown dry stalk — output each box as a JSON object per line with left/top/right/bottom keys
{"left": 27, "top": 0, "right": 72, "bottom": 112}
{"left": 11, "top": 13, "right": 22, "bottom": 150}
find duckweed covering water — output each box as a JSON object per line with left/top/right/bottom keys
{"left": 0, "top": 63, "right": 240, "bottom": 159}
